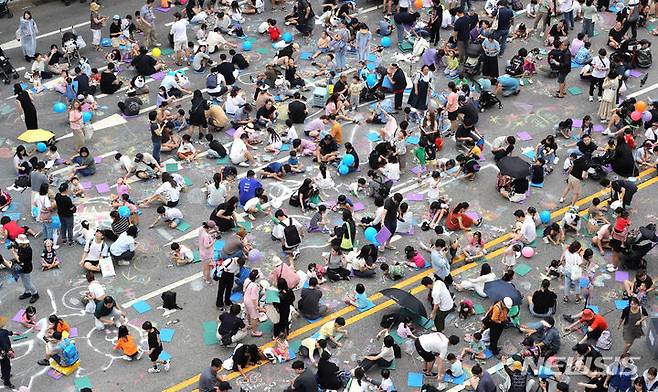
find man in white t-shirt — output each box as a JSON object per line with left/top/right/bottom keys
{"left": 170, "top": 12, "right": 189, "bottom": 66}
{"left": 415, "top": 332, "right": 460, "bottom": 389}
{"left": 511, "top": 209, "right": 537, "bottom": 244}
{"left": 588, "top": 50, "right": 610, "bottom": 102}
{"left": 150, "top": 206, "right": 184, "bottom": 229}
{"left": 229, "top": 132, "right": 256, "bottom": 167}
{"left": 422, "top": 276, "right": 454, "bottom": 333}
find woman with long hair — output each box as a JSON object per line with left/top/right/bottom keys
{"left": 69, "top": 100, "right": 85, "bottom": 149}
{"left": 209, "top": 196, "right": 239, "bottom": 231}
{"left": 273, "top": 278, "right": 295, "bottom": 337}
{"left": 14, "top": 84, "right": 38, "bottom": 130}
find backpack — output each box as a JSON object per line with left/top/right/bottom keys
{"left": 637, "top": 48, "right": 652, "bottom": 68}
{"left": 59, "top": 339, "right": 79, "bottom": 366}
{"left": 207, "top": 73, "right": 218, "bottom": 89}
{"left": 14, "top": 175, "right": 30, "bottom": 189}
{"left": 595, "top": 330, "right": 612, "bottom": 350}
{"left": 161, "top": 290, "right": 182, "bottom": 310}
{"left": 511, "top": 0, "right": 523, "bottom": 10}
{"left": 283, "top": 218, "right": 302, "bottom": 248}
{"left": 393, "top": 343, "right": 402, "bottom": 358}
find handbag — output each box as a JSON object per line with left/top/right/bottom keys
{"left": 38, "top": 207, "right": 52, "bottom": 223}
{"left": 99, "top": 257, "right": 116, "bottom": 277}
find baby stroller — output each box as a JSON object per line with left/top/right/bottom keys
{"left": 60, "top": 26, "right": 85, "bottom": 66}
{"left": 0, "top": 0, "right": 13, "bottom": 18}
{"left": 621, "top": 224, "right": 657, "bottom": 270}
{"left": 470, "top": 78, "right": 502, "bottom": 112}
{"left": 462, "top": 43, "right": 482, "bottom": 77}
{"left": 0, "top": 48, "right": 19, "bottom": 84}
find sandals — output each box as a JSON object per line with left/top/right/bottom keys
{"left": 563, "top": 296, "right": 569, "bottom": 303}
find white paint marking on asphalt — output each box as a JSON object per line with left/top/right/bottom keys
{"left": 628, "top": 81, "right": 658, "bottom": 99}
{"left": 57, "top": 113, "right": 127, "bottom": 140}
{"left": 122, "top": 272, "right": 203, "bottom": 308}
{"left": 1, "top": 22, "right": 92, "bottom": 51}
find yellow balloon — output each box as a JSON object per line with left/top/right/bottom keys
{"left": 152, "top": 47, "right": 161, "bottom": 58}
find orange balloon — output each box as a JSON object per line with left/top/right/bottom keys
{"left": 415, "top": 0, "right": 424, "bottom": 7}
{"left": 635, "top": 101, "right": 647, "bottom": 112}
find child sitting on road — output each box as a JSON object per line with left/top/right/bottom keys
{"left": 446, "top": 353, "right": 464, "bottom": 377}
{"left": 114, "top": 325, "right": 144, "bottom": 361}
{"left": 170, "top": 242, "right": 193, "bottom": 265}
{"left": 345, "top": 283, "right": 369, "bottom": 309}
{"left": 20, "top": 306, "right": 39, "bottom": 330}
{"left": 380, "top": 262, "right": 405, "bottom": 280}
{"left": 404, "top": 246, "right": 426, "bottom": 269}
{"left": 41, "top": 240, "right": 61, "bottom": 270}
{"left": 460, "top": 332, "right": 486, "bottom": 360}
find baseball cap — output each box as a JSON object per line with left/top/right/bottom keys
{"left": 503, "top": 297, "right": 513, "bottom": 308}
{"left": 511, "top": 361, "right": 523, "bottom": 371}
{"left": 113, "top": 14, "right": 121, "bottom": 20}
{"left": 581, "top": 308, "right": 595, "bottom": 320}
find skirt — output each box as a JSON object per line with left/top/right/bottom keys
{"left": 481, "top": 55, "right": 499, "bottom": 78}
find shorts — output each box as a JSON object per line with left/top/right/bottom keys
{"left": 586, "top": 328, "right": 603, "bottom": 341}
{"left": 167, "top": 218, "right": 181, "bottom": 225}
{"left": 557, "top": 72, "right": 568, "bottom": 83}
{"left": 415, "top": 338, "right": 435, "bottom": 363}
{"left": 610, "top": 238, "right": 623, "bottom": 252}
{"left": 173, "top": 40, "right": 187, "bottom": 51}
{"left": 448, "top": 110, "right": 458, "bottom": 121}
{"left": 165, "top": 200, "right": 179, "bottom": 208}
{"left": 567, "top": 175, "right": 582, "bottom": 193}
{"left": 149, "top": 346, "right": 163, "bottom": 362}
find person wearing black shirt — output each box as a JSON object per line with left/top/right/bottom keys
{"left": 55, "top": 183, "right": 76, "bottom": 246}
{"left": 332, "top": 74, "right": 348, "bottom": 97}
{"left": 10, "top": 236, "right": 38, "bottom": 303}
{"left": 528, "top": 279, "right": 557, "bottom": 316}
{"left": 608, "top": 21, "right": 625, "bottom": 49}
{"left": 131, "top": 47, "right": 163, "bottom": 76}
{"left": 100, "top": 63, "right": 123, "bottom": 94}
{"left": 149, "top": 111, "right": 162, "bottom": 163}
{"left": 553, "top": 40, "right": 571, "bottom": 98}
{"left": 576, "top": 134, "right": 599, "bottom": 157}
{"left": 575, "top": 343, "right": 604, "bottom": 375}
{"left": 456, "top": 96, "right": 479, "bottom": 126}
{"left": 452, "top": 9, "right": 470, "bottom": 63}
{"left": 0, "top": 318, "right": 15, "bottom": 389}
{"left": 285, "top": 361, "right": 319, "bottom": 392}
{"left": 387, "top": 64, "right": 407, "bottom": 110}
{"left": 217, "top": 54, "right": 236, "bottom": 85}
{"left": 229, "top": 49, "right": 249, "bottom": 70}
{"left": 317, "top": 351, "right": 343, "bottom": 390}
{"left": 601, "top": 178, "right": 638, "bottom": 207}
{"left": 317, "top": 135, "right": 339, "bottom": 163}
{"left": 216, "top": 305, "right": 247, "bottom": 345}
{"left": 142, "top": 320, "right": 169, "bottom": 372}
{"left": 73, "top": 67, "right": 93, "bottom": 95}
{"left": 288, "top": 93, "right": 308, "bottom": 124}
{"left": 560, "top": 154, "right": 587, "bottom": 204}
{"left": 109, "top": 15, "right": 122, "bottom": 46}
{"left": 492, "top": 1, "right": 514, "bottom": 55}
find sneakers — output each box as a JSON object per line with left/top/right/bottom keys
{"left": 30, "top": 294, "right": 39, "bottom": 303}
{"left": 238, "top": 162, "right": 249, "bottom": 167}
{"left": 598, "top": 97, "right": 602, "bottom": 102}
{"left": 589, "top": 96, "right": 593, "bottom": 102}
{"left": 559, "top": 197, "right": 565, "bottom": 203}
{"left": 18, "top": 293, "right": 31, "bottom": 300}
{"left": 117, "top": 260, "right": 130, "bottom": 266}
{"left": 437, "top": 383, "right": 447, "bottom": 391}
{"left": 136, "top": 350, "right": 144, "bottom": 360}
{"left": 602, "top": 128, "right": 611, "bottom": 135}
{"left": 147, "top": 367, "right": 161, "bottom": 373}
{"left": 53, "top": 244, "right": 60, "bottom": 250}
{"left": 122, "top": 355, "right": 133, "bottom": 361}
{"left": 163, "top": 360, "right": 171, "bottom": 372}
{"left": 37, "top": 359, "right": 50, "bottom": 366}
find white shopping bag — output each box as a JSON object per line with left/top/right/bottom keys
{"left": 100, "top": 257, "right": 116, "bottom": 277}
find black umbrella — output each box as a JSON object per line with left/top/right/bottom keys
{"left": 497, "top": 156, "right": 531, "bottom": 178}
{"left": 380, "top": 288, "right": 428, "bottom": 318}
{"left": 483, "top": 280, "right": 522, "bottom": 305}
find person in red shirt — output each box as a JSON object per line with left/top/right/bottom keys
{"left": 563, "top": 308, "right": 608, "bottom": 344}
{"left": 266, "top": 19, "right": 281, "bottom": 41}
{"left": 1, "top": 217, "right": 38, "bottom": 242}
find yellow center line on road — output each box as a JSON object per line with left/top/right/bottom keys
{"left": 164, "top": 168, "right": 656, "bottom": 391}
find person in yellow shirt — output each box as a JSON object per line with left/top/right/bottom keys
{"left": 328, "top": 116, "right": 344, "bottom": 145}
{"left": 481, "top": 297, "right": 512, "bottom": 357}
{"left": 114, "top": 325, "right": 143, "bottom": 361}
{"left": 318, "top": 317, "right": 348, "bottom": 348}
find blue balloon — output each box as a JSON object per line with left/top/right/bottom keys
{"left": 53, "top": 102, "right": 67, "bottom": 113}
{"left": 36, "top": 142, "right": 47, "bottom": 153}
{"left": 338, "top": 164, "right": 349, "bottom": 176}
{"left": 51, "top": 216, "right": 61, "bottom": 229}
{"left": 82, "top": 111, "right": 93, "bottom": 123}
{"left": 118, "top": 205, "right": 131, "bottom": 218}
{"left": 539, "top": 210, "right": 551, "bottom": 224}
{"left": 282, "top": 32, "right": 293, "bottom": 43}
{"left": 242, "top": 41, "right": 252, "bottom": 51}
{"left": 364, "top": 227, "right": 377, "bottom": 242}
{"left": 343, "top": 154, "right": 355, "bottom": 167}
{"left": 381, "top": 36, "right": 391, "bottom": 48}
{"left": 101, "top": 37, "right": 112, "bottom": 47}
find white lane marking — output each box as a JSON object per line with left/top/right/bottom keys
{"left": 1, "top": 22, "right": 92, "bottom": 51}
{"left": 56, "top": 113, "right": 127, "bottom": 140}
